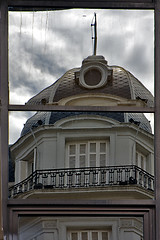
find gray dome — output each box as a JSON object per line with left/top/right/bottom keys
{"left": 27, "top": 56, "right": 153, "bottom": 107}
{"left": 21, "top": 55, "right": 153, "bottom": 137}
{"left": 21, "top": 111, "right": 152, "bottom": 137}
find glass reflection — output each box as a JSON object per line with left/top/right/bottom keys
{"left": 9, "top": 111, "right": 35, "bottom": 144}
{"left": 9, "top": 111, "right": 154, "bottom": 200}
{"left": 9, "top": 9, "right": 154, "bottom": 105}
{"left": 18, "top": 216, "right": 144, "bottom": 240}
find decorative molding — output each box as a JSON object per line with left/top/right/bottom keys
{"left": 119, "top": 218, "right": 143, "bottom": 232}
{"left": 43, "top": 221, "right": 57, "bottom": 229}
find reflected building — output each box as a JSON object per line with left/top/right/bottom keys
{"left": 9, "top": 55, "right": 154, "bottom": 240}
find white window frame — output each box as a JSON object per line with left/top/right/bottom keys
{"left": 136, "top": 151, "right": 147, "bottom": 171}
{"left": 66, "top": 140, "right": 109, "bottom": 168}
{"left": 68, "top": 230, "right": 109, "bottom": 240}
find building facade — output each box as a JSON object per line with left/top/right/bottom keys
{"left": 9, "top": 55, "right": 154, "bottom": 239}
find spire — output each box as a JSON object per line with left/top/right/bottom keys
{"left": 91, "top": 12, "right": 97, "bottom": 56}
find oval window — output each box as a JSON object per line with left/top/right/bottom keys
{"left": 84, "top": 68, "right": 101, "bottom": 86}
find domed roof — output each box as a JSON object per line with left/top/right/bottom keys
{"left": 21, "top": 111, "right": 152, "bottom": 137}
{"left": 20, "top": 55, "right": 153, "bottom": 137}
{"left": 27, "top": 55, "right": 153, "bottom": 107}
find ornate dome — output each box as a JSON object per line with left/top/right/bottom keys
{"left": 21, "top": 55, "right": 153, "bottom": 137}
{"left": 27, "top": 55, "right": 153, "bottom": 107}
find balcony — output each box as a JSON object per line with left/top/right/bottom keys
{"left": 9, "top": 165, "right": 154, "bottom": 198}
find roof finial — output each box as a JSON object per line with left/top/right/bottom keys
{"left": 91, "top": 12, "right": 97, "bottom": 56}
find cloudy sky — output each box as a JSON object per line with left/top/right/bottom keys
{"left": 9, "top": 9, "right": 154, "bottom": 144}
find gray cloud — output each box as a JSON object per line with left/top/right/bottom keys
{"left": 9, "top": 111, "right": 35, "bottom": 143}
{"left": 9, "top": 32, "right": 67, "bottom": 97}
{"left": 124, "top": 44, "right": 151, "bottom": 74}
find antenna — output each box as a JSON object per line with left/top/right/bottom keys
{"left": 91, "top": 12, "right": 97, "bottom": 56}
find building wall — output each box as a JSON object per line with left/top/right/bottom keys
{"left": 18, "top": 216, "right": 143, "bottom": 240}
{"left": 12, "top": 115, "right": 154, "bottom": 185}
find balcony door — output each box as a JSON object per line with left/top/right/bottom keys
{"left": 66, "top": 140, "right": 109, "bottom": 169}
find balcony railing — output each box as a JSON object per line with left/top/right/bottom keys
{"left": 9, "top": 165, "right": 154, "bottom": 198}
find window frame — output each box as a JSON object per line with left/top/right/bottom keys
{"left": 0, "top": 0, "right": 160, "bottom": 239}
{"left": 136, "top": 151, "right": 147, "bottom": 171}
{"left": 66, "top": 140, "right": 109, "bottom": 168}
{"left": 68, "top": 229, "right": 110, "bottom": 240}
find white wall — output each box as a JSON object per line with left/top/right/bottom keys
{"left": 18, "top": 216, "right": 143, "bottom": 240}
{"left": 12, "top": 116, "right": 154, "bottom": 184}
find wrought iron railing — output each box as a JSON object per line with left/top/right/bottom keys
{"left": 8, "top": 165, "right": 154, "bottom": 198}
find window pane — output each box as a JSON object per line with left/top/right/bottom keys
{"left": 9, "top": 10, "right": 154, "bottom": 106}
{"left": 141, "top": 156, "right": 144, "bottom": 169}
{"left": 100, "top": 154, "right": 106, "bottom": 166}
{"left": 90, "top": 154, "right": 96, "bottom": 167}
{"left": 102, "top": 232, "right": 108, "bottom": 240}
{"left": 92, "top": 232, "right": 98, "bottom": 240}
{"left": 71, "top": 232, "right": 78, "bottom": 240}
{"left": 80, "top": 155, "right": 86, "bottom": 167}
{"left": 9, "top": 111, "right": 154, "bottom": 199}
{"left": 100, "top": 143, "right": 106, "bottom": 153}
{"left": 70, "top": 157, "right": 76, "bottom": 168}
{"left": 80, "top": 144, "right": 86, "bottom": 154}
{"left": 70, "top": 145, "right": 76, "bottom": 155}
{"left": 82, "top": 232, "right": 88, "bottom": 240}
{"left": 90, "top": 143, "right": 96, "bottom": 153}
